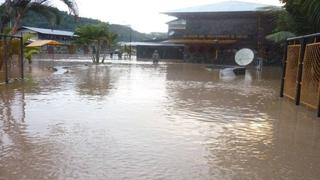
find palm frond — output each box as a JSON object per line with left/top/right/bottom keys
{"left": 25, "top": 48, "right": 39, "bottom": 57}
{"left": 266, "top": 31, "right": 296, "bottom": 43}
{"left": 302, "top": 0, "right": 320, "bottom": 31}
{"left": 24, "top": 47, "right": 39, "bottom": 64}
{"left": 59, "top": 0, "right": 78, "bottom": 17}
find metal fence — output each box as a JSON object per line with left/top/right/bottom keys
{"left": 280, "top": 33, "right": 320, "bottom": 117}
{"left": 0, "top": 34, "right": 24, "bottom": 84}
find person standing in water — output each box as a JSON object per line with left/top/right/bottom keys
{"left": 256, "top": 57, "right": 263, "bottom": 71}
{"left": 152, "top": 50, "right": 160, "bottom": 64}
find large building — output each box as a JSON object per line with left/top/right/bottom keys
{"left": 17, "top": 26, "right": 76, "bottom": 44}
{"left": 139, "top": 1, "right": 277, "bottom": 64}
{"left": 163, "top": 1, "right": 278, "bottom": 64}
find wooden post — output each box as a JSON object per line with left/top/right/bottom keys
{"left": 280, "top": 41, "right": 288, "bottom": 97}
{"left": 0, "top": 36, "right": 3, "bottom": 83}
{"left": 215, "top": 49, "right": 218, "bottom": 60}
{"left": 317, "top": 84, "right": 320, "bottom": 117}
{"left": 295, "top": 38, "right": 307, "bottom": 105}
{"left": 20, "top": 36, "right": 24, "bottom": 80}
{"left": 4, "top": 36, "right": 8, "bottom": 84}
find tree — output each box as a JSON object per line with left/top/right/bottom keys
{"left": 74, "top": 23, "right": 118, "bottom": 64}
{"left": 266, "top": 0, "right": 320, "bottom": 44}
{"left": 280, "top": 0, "right": 320, "bottom": 33}
{"left": 101, "top": 32, "right": 117, "bottom": 63}
{"left": 0, "top": 0, "right": 78, "bottom": 34}
{"left": 264, "top": 8, "right": 297, "bottom": 44}
{"left": 266, "top": 31, "right": 296, "bottom": 44}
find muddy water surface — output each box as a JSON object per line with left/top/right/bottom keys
{"left": 1, "top": 62, "right": 320, "bottom": 179}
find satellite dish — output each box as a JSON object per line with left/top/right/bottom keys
{"left": 168, "top": 30, "right": 175, "bottom": 36}
{"left": 235, "top": 48, "right": 254, "bottom": 66}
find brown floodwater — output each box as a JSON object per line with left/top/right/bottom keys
{"left": 1, "top": 61, "right": 320, "bottom": 180}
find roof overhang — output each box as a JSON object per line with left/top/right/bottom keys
{"left": 120, "top": 42, "right": 184, "bottom": 47}
{"left": 162, "top": 1, "right": 281, "bottom": 18}
{"left": 163, "top": 39, "right": 237, "bottom": 45}
{"left": 20, "top": 26, "right": 76, "bottom": 37}
{"left": 164, "top": 11, "right": 265, "bottom": 19}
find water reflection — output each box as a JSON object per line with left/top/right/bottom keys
{"left": 0, "top": 85, "right": 26, "bottom": 152}
{"left": 0, "top": 62, "right": 320, "bottom": 179}
{"left": 74, "top": 65, "right": 113, "bottom": 97}
{"left": 0, "top": 85, "right": 25, "bottom": 123}
{"left": 164, "top": 65, "right": 320, "bottom": 179}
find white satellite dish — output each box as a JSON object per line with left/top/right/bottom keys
{"left": 168, "top": 30, "right": 175, "bottom": 36}
{"left": 235, "top": 48, "right": 254, "bottom": 66}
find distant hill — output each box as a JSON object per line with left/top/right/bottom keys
{"left": 21, "top": 10, "right": 167, "bottom": 42}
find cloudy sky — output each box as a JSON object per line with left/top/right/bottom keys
{"left": 37, "top": 0, "right": 282, "bottom": 33}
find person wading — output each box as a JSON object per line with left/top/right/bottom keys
{"left": 152, "top": 50, "right": 160, "bottom": 64}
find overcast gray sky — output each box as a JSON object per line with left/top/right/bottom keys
{"left": 5, "top": 0, "right": 282, "bottom": 33}
{"left": 58, "top": 0, "right": 282, "bottom": 32}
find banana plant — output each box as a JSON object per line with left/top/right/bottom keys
{"left": 22, "top": 33, "right": 39, "bottom": 64}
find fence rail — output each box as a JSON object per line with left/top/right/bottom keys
{"left": 280, "top": 33, "right": 320, "bottom": 117}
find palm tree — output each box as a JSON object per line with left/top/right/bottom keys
{"left": 280, "top": 0, "right": 320, "bottom": 33}
{"left": 74, "top": 23, "right": 118, "bottom": 64}
{"left": 266, "top": 31, "right": 296, "bottom": 44}
{"left": 101, "top": 32, "right": 117, "bottom": 63}
{"left": 265, "top": 0, "right": 320, "bottom": 44}
{"left": 263, "top": 7, "right": 297, "bottom": 44}
{"left": 0, "top": 0, "right": 78, "bottom": 34}
{"left": 301, "top": 0, "right": 320, "bottom": 32}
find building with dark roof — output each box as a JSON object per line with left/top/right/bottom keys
{"left": 122, "top": 42, "right": 184, "bottom": 60}
{"left": 16, "top": 26, "right": 76, "bottom": 44}
{"left": 162, "top": 1, "right": 279, "bottom": 64}
{"left": 15, "top": 26, "right": 78, "bottom": 54}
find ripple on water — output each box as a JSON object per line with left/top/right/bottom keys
{"left": 0, "top": 63, "right": 320, "bottom": 179}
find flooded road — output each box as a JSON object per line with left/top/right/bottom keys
{"left": 1, "top": 62, "right": 320, "bottom": 179}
